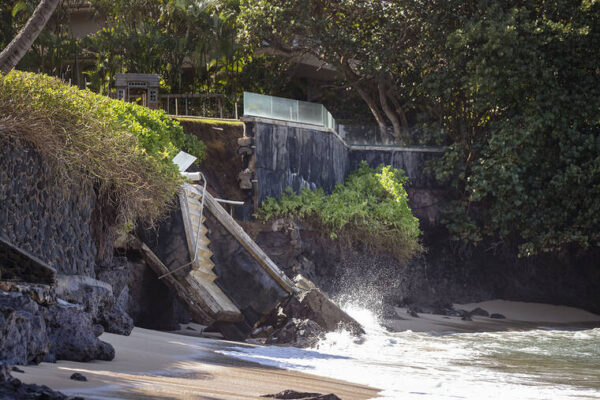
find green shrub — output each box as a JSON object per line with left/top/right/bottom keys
{"left": 258, "top": 162, "right": 422, "bottom": 263}
{"left": 0, "top": 71, "right": 205, "bottom": 226}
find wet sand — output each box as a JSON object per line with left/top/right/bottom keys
{"left": 17, "top": 327, "right": 378, "bottom": 400}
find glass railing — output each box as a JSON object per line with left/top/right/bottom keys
{"left": 244, "top": 92, "right": 336, "bottom": 131}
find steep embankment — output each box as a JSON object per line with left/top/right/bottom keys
{"left": 176, "top": 117, "right": 246, "bottom": 202}
{"left": 0, "top": 71, "right": 205, "bottom": 370}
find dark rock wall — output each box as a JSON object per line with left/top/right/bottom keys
{"left": 253, "top": 224, "right": 600, "bottom": 315}
{"left": 249, "top": 121, "right": 443, "bottom": 205}
{"left": 124, "top": 255, "right": 191, "bottom": 331}
{"left": 0, "top": 138, "right": 97, "bottom": 277}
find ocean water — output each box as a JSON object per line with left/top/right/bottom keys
{"left": 218, "top": 304, "right": 600, "bottom": 399}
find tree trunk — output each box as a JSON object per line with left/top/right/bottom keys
{"left": 353, "top": 83, "right": 389, "bottom": 138}
{"left": 387, "top": 90, "right": 410, "bottom": 132}
{"left": 0, "top": 0, "right": 60, "bottom": 74}
{"left": 340, "top": 62, "right": 390, "bottom": 138}
{"left": 378, "top": 82, "right": 402, "bottom": 141}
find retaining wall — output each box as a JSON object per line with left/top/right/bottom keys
{"left": 246, "top": 119, "right": 444, "bottom": 204}
{"left": 0, "top": 138, "right": 97, "bottom": 276}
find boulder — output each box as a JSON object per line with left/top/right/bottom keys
{"left": 266, "top": 319, "right": 325, "bottom": 348}
{"left": 42, "top": 304, "right": 115, "bottom": 362}
{"left": 55, "top": 274, "right": 133, "bottom": 336}
{"left": 69, "top": 373, "right": 87, "bottom": 382}
{"left": 442, "top": 309, "right": 461, "bottom": 317}
{"left": 262, "top": 390, "right": 341, "bottom": 399}
{"left": 0, "top": 291, "right": 49, "bottom": 365}
{"left": 407, "top": 308, "right": 420, "bottom": 318}
{"left": 296, "top": 289, "right": 364, "bottom": 335}
{"left": 490, "top": 313, "right": 506, "bottom": 319}
{"left": 470, "top": 307, "right": 489, "bottom": 317}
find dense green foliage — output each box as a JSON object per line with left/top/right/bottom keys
{"left": 420, "top": 0, "right": 600, "bottom": 255}
{"left": 258, "top": 163, "right": 422, "bottom": 263}
{"left": 0, "top": 70, "right": 205, "bottom": 225}
{"left": 0, "top": 0, "right": 300, "bottom": 116}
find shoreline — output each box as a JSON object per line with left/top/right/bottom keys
{"left": 17, "top": 327, "right": 379, "bottom": 400}
{"left": 15, "top": 299, "right": 600, "bottom": 400}
{"left": 382, "top": 299, "right": 600, "bottom": 334}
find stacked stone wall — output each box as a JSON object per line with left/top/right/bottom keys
{"left": 0, "top": 138, "right": 97, "bottom": 277}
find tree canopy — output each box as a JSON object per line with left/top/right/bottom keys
{"left": 423, "top": 0, "right": 600, "bottom": 255}
{"left": 238, "top": 0, "right": 422, "bottom": 140}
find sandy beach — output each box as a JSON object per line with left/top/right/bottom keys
{"left": 17, "top": 327, "right": 379, "bottom": 400}
{"left": 15, "top": 299, "right": 600, "bottom": 400}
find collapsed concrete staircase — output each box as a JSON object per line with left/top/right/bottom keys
{"left": 139, "top": 181, "right": 298, "bottom": 335}
{"left": 176, "top": 184, "right": 242, "bottom": 319}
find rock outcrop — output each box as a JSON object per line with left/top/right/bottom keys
{"left": 55, "top": 274, "right": 133, "bottom": 336}
{"left": 0, "top": 290, "right": 114, "bottom": 365}
{"left": 265, "top": 318, "right": 325, "bottom": 348}
{"left": 262, "top": 389, "right": 341, "bottom": 400}
{"left": 296, "top": 289, "right": 363, "bottom": 335}
{"left": 255, "top": 284, "right": 364, "bottom": 348}
{"left": 0, "top": 291, "right": 48, "bottom": 365}
{"left": 42, "top": 304, "right": 115, "bottom": 362}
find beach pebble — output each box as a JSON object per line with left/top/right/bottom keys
{"left": 262, "top": 389, "right": 342, "bottom": 399}
{"left": 70, "top": 373, "right": 87, "bottom": 382}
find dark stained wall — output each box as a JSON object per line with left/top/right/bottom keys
{"left": 248, "top": 120, "right": 444, "bottom": 204}
{"left": 253, "top": 122, "right": 349, "bottom": 203}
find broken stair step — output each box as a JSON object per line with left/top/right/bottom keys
{"left": 186, "top": 272, "right": 240, "bottom": 316}
{"left": 193, "top": 236, "right": 211, "bottom": 246}
{"left": 191, "top": 267, "right": 218, "bottom": 282}
{"left": 194, "top": 258, "right": 215, "bottom": 271}
{"left": 189, "top": 221, "right": 209, "bottom": 233}
{"left": 188, "top": 209, "right": 207, "bottom": 221}
{"left": 190, "top": 246, "right": 213, "bottom": 260}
